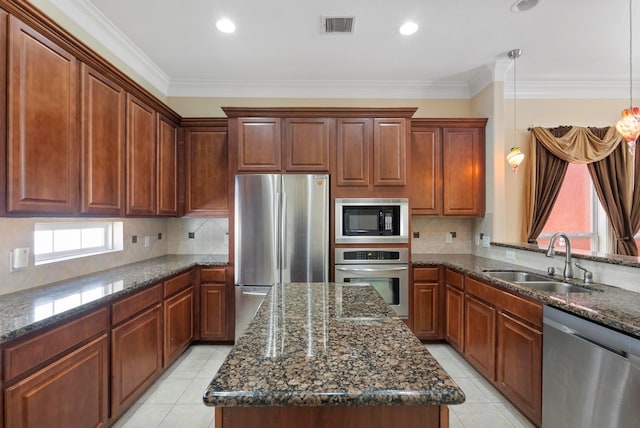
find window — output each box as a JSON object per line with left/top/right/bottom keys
{"left": 539, "top": 163, "right": 608, "bottom": 252}
{"left": 34, "top": 221, "right": 123, "bottom": 265}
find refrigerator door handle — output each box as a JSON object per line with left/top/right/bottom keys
{"left": 274, "top": 191, "right": 281, "bottom": 277}
{"left": 281, "top": 191, "right": 287, "bottom": 269}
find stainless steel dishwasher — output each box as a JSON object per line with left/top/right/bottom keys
{"left": 543, "top": 306, "right": 640, "bottom": 428}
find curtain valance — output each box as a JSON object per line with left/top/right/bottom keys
{"left": 530, "top": 126, "right": 623, "bottom": 164}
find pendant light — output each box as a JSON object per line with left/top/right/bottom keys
{"left": 507, "top": 48, "right": 525, "bottom": 173}
{"left": 615, "top": 0, "right": 639, "bottom": 155}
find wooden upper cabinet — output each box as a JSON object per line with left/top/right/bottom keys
{"left": 185, "top": 127, "right": 229, "bottom": 216}
{"left": 156, "top": 114, "right": 178, "bottom": 216}
{"left": 0, "top": 9, "right": 7, "bottom": 215}
{"left": 236, "top": 118, "right": 281, "bottom": 172}
{"left": 7, "top": 16, "right": 79, "bottom": 213}
{"left": 126, "top": 94, "right": 157, "bottom": 215}
{"left": 410, "top": 127, "right": 441, "bottom": 215}
{"left": 284, "top": 118, "right": 331, "bottom": 171}
{"left": 336, "top": 118, "right": 371, "bottom": 186}
{"left": 80, "top": 65, "right": 125, "bottom": 215}
{"left": 442, "top": 127, "right": 485, "bottom": 216}
{"left": 373, "top": 118, "right": 406, "bottom": 186}
{"left": 410, "top": 119, "right": 486, "bottom": 216}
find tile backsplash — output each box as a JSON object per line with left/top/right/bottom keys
{"left": 0, "top": 217, "right": 229, "bottom": 296}
{"left": 411, "top": 217, "right": 474, "bottom": 254}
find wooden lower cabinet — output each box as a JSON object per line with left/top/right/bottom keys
{"left": 200, "top": 284, "right": 227, "bottom": 340}
{"left": 413, "top": 283, "right": 439, "bottom": 339}
{"left": 444, "top": 285, "right": 464, "bottom": 352}
{"left": 463, "top": 294, "right": 496, "bottom": 380}
{"left": 496, "top": 312, "right": 542, "bottom": 426}
{"left": 111, "top": 304, "right": 163, "bottom": 417}
{"left": 5, "top": 335, "right": 109, "bottom": 428}
{"left": 164, "top": 286, "right": 194, "bottom": 366}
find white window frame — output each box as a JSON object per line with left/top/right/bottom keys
{"left": 34, "top": 221, "right": 123, "bottom": 265}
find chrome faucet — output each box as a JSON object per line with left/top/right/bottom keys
{"left": 545, "top": 233, "right": 573, "bottom": 279}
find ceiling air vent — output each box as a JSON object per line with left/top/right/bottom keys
{"left": 322, "top": 16, "right": 355, "bottom": 34}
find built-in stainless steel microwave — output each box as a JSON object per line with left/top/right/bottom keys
{"left": 335, "top": 198, "right": 409, "bottom": 244}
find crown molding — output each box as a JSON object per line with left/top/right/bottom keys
{"left": 51, "top": 0, "right": 170, "bottom": 94}
{"left": 504, "top": 80, "right": 636, "bottom": 99}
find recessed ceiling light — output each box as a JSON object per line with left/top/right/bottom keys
{"left": 511, "top": 0, "right": 540, "bottom": 13}
{"left": 216, "top": 18, "right": 236, "bottom": 33}
{"left": 399, "top": 21, "right": 418, "bottom": 36}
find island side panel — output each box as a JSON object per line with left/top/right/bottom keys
{"left": 214, "top": 405, "right": 448, "bottom": 428}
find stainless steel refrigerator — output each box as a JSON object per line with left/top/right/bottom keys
{"left": 234, "top": 174, "right": 329, "bottom": 337}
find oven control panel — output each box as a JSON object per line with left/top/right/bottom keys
{"left": 335, "top": 248, "right": 408, "bottom": 264}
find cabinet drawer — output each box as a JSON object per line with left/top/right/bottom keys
{"left": 111, "top": 283, "right": 162, "bottom": 326}
{"left": 201, "top": 268, "right": 226, "bottom": 283}
{"left": 164, "top": 270, "right": 193, "bottom": 298}
{"left": 4, "top": 308, "right": 108, "bottom": 381}
{"left": 466, "top": 278, "right": 542, "bottom": 328}
{"left": 445, "top": 269, "right": 464, "bottom": 290}
{"left": 413, "top": 267, "right": 439, "bottom": 282}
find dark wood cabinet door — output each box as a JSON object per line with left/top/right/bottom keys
{"left": 0, "top": 9, "right": 7, "bottom": 215}
{"left": 284, "top": 118, "right": 331, "bottom": 171}
{"left": 5, "top": 336, "right": 109, "bottom": 428}
{"left": 410, "top": 127, "right": 441, "bottom": 215}
{"left": 111, "top": 304, "right": 163, "bottom": 417}
{"left": 185, "top": 128, "right": 229, "bottom": 215}
{"left": 413, "top": 282, "right": 439, "bottom": 339}
{"left": 237, "top": 118, "right": 281, "bottom": 171}
{"left": 7, "top": 16, "right": 79, "bottom": 213}
{"left": 445, "top": 285, "right": 464, "bottom": 352}
{"left": 164, "top": 286, "right": 194, "bottom": 366}
{"left": 156, "top": 114, "right": 178, "bottom": 216}
{"left": 373, "top": 118, "right": 406, "bottom": 186}
{"left": 464, "top": 294, "right": 496, "bottom": 380}
{"left": 496, "top": 312, "right": 542, "bottom": 426}
{"left": 80, "top": 65, "right": 125, "bottom": 215}
{"left": 200, "top": 284, "right": 226, "bottom": 340}
{"left": 336, "top": 118, "right": 371, "bottom": 187}
{"left": 126, "top": 94, "right": 156, "bottom": 215}
{"left": 442, "top": 127, "right": 485, "bottom": 216}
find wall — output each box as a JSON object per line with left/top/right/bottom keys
{"left": 0, "top": 217, "right": 167, "bottom": 295}
{"left": 167, "top": 97, "right": 473, "bottom": 118}
{"left": 411, "top": 217, "right": 474, "bottom": 254}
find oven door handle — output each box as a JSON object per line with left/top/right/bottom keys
{"left": 335, "top": 266, "right": 407, "bottom": 272}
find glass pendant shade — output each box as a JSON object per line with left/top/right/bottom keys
{"left": 507, "top": 146, "right": 525, "bottom": 173}
{"left": 615, "top": 107, "right": 640, "bottom": 155}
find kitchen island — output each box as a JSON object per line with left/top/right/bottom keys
{"left": 203, "top": 282, "right": 464, "bottom": 428}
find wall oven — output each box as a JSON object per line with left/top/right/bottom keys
{"left": 335, "top": 198, "right": 409, "bottom": 244}
{"left": 334, "top": 248, "right": 408, "bottom": 318}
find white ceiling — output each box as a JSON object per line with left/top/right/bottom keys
{"left": 51, "top": 0, "right": 640, "bottom": 99}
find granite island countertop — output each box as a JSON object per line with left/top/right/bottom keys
{"left": 412, "top": 253, "right": 640, "bottom": 340}
{"left": 0, "top": 254, "right": 227, "bottom": 344}
{"left": 203, "top": 282, "right": 465, "bottom": 408}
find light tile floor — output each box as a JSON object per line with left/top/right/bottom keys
{"left": 113, "top": 343, "right": 535, "bottom": 428}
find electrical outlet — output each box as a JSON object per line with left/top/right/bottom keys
{"left": 188, "top": 232, "right": 195, "bottom": 239}
{"left": 445, "top": 232, "right": 453, "bottom": 244}
{"left": 132, "top": 235, "right": 137, "bottom": 244}
{"left": 482, "top": 235, "right": 491, "bottom": 248}
{"left": 144, "top": 236, "right": 150, "bottom": 248}
{"left": 506, "top": 250, "right": 516, "bottom": 260}
{"left": 413, "top": 231, "right": 420, "bottom": 239}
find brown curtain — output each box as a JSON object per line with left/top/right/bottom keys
{"left": 525, "top": 125, "right": 639, "bottom": 256}
{"left": 587, "top": 130, "right": 638, "bottom": 256}
{"left": 524, "top": 127, "right": 570, "bottom": 244}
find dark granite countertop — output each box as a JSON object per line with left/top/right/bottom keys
{"left": 203, "top": 282, "right": 465, "bottom": 408}
{"left": 0, "top": 254, "right": 227, "bottom": 344}
{"left": 412, "top": 254, "right": 640, "bottom": 340}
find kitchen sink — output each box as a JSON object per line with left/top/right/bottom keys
{"left": 484, "top": 270, "right": 550, "bottom": 282}
{"left": 521, "top": 281, "right": 591, "bottom": 293}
